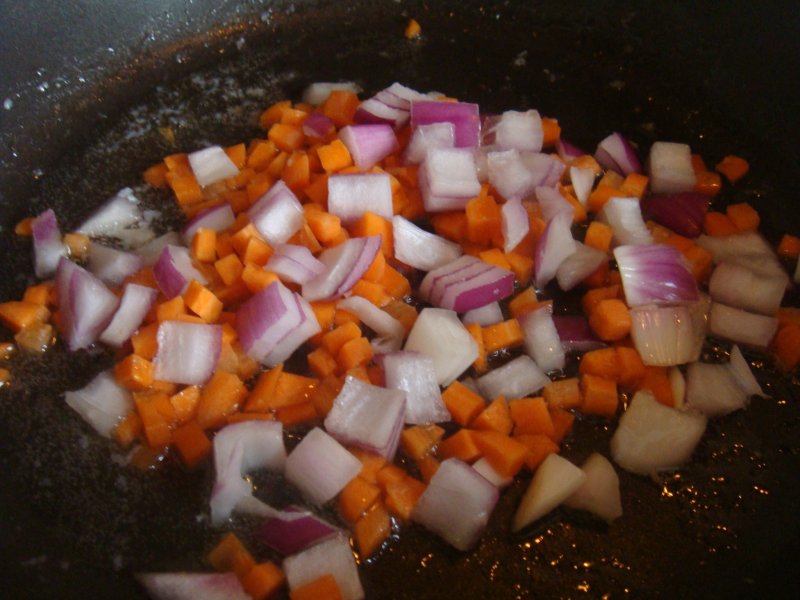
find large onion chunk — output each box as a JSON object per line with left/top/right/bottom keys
{"left": 404, "top": 308, "right": 478, "bottom": 386}
{"left": 512, "top": 453, "right": 586, "bottom": 532}
{"left": 283, "top": 534, "right": 364, "bottom": 600}
{"left": 64, "top": 369, "right": 133, "bottom": 438}
{"left": 564, "top": 453, "right": 623, "bottom": 523}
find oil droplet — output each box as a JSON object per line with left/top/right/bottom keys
{"left": 3, "top": 98, "right": 13, "bottom": 110}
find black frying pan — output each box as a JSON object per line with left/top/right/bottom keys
{"left": 2, "top": 1, "right": 800, "bottom": 598}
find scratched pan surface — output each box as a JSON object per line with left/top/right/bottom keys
{"left": 1, "top": 1, "right": 800, "bottom": 598}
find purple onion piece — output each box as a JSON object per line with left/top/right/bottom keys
{"left": 31, "top": 208, "right": 66, "bottom": 279}
{"left": 410, "top": 100, "right": 481, "bottom": 148}
{"left": 257, "top": 507, "right": 340, "bottom": 556}
{"left": 642, "top": 192, "right": 710, "bottom": 238}
{"left": 614, "top": 244, "right": 699, "bottom": 307}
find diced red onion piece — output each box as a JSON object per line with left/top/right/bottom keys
{"left": 685, "top": 361, "right": 749, "bottom": 417}
{"left": 642, "top": 192, "right": 709, "bottom": 238}
{"left": 412, "top": 458, "right": 499, "bottom": 550}
{"left": 534, "top": 210, "right": 577, "bottom": 289}
{"left": 302, "top": 236, "right": 381, "bottom": 301}
{"left": 262, "top": 293, "right": 320, "bottom": 367}
{"left": 327, "top": 173, "right": 393, "bottom": 225}
{"left": 501, "top": 196, "right": 529, "bottom": 253}
{"left": 437, "top": 263, "right": 515, "bottom": 313}
{"left": 404, "top": 308, "right": 478, "bottom": 386}
{"left": 248, "top": 180, "right": 304, "bottom": 245}
{"left": 257, "top": 506, "right": 340, "bottom": 556}
{"left": 614, "top": 244, "right": 698, "bottom": 307}
{"left": 187, "top": 145, "right": 239, "bottom": 187}
{"left": 302, "top": 111, "right": 335, "bottom": 139}
{"left": 647, "top": 141, "right": 696, "bottom": 194}
{"left": 61, "top": 261, "right": 120, "bottom": 351}
{"left": 410, "top": 100, "right": 481, "bottom": 148}
{"left": 462, "top": 301, "right": 503, "bottom": 326}
{"left": 527, "top": 151, "right": 566, "bottom": 187}
{"left": 512, "top": 453, "right": 586, "bottom": 532}
{"left": 404, "top": 122, "right": 455, "bottom": 164}
{"left": 266, "top": 244, "right": 326, "bottom": 285}
{"left": 476, "top": 355, "right": 550, "bottom": 400}
{"left": 153, "top": 321, "right": 222, "bottom": 385}
{"left": 354, "top": 98, "right": 408, "bottom": 128}
{"left": 629, "top": 302, "right": 708, "bottom": 366}
{"left": 487, "top": 150, "right": 562, "bottom": 201}
{"left": 569, "top": 166, "right": 595, "bottom": 208}
{"left": 556, "top": 139, "right": 585, "bottom": 162}
{"left": 136, "top": 572, "right": 250, "bottom": 600}
{"left": 32, "top": 208, "right": 66, "bottom": 278}
{"left": 472, "top": 457, "right": 513, "bottom": 488}
{"left": 556, "top": 242, "right": 607, "bottom": 291}
{"left": 564, "top": 453, "right": 623, "bottom": 523}
{"left": 709, "top": 302, "right": 778, "bottom": 349}
{"left": 339, "top": 124, "right": 399, "bottom": 170}
{"left": 418, "top": 254, "right": 475, "bottom": 301}
{"left": 87, "top": 242, "right": 144, "bottom": 286}
{"left": 600, "top": 197, "right": 653, "bottom": 246}
{"left": 153, "top": 244, "right": 206, "bottom": 299}
{"left": 519, "top": 305, "right": 566, "bottom": 372}
{"left": 610, "top": 390, "right": 707, "bottom": 476}
{"left": 553, "top": 315, "right": 605, "bottom": 353}
{"left": 536, "top": 186, "right": 573, "bottom": 223}
{"left": 337, "top": 296, "right": 404, "bottom": 353}
{"left": 134, "top": 232, "right": 182, "bottom": 266}
{"left": 301, "top": 81, "right": 361, "bottom": 105}
{"left": 708, "top": 260, "right": 787, "bottom": 315}
{"left": 182, "top": 203, "right": 235, "bottom": 244}
{"left": 210, "top": 441, "right": 252, "bottom": 526}
{"left": 285, "top": 428, "right": 361, "bottom": 505}
{"left": 487, "top": 109, "right": 543, "bottom": 152}
{"left": 99, "top": 283, "right": 158, "bottom": 347}
{"left": 392, "top": 215, "right": 462, "bottom": 271}
{"left": 381, "top": 82, "right": 430, "bottom": 108}
{"left": 283, "top": 534, "right": 364, "bottom": 600}
{"left": 381, "top": 351, "right": 450, "bottom": 424}
{"left": 324, "top": 376, "right": 406, "bottom": 459}
{"left": 728, "top": 345, "right": 766, "bottom": 398}
{"left": 64, "top": 369, "right": 133, "bottom": 438}
{"left": 76, "top": 187, "right": 141, "bottom": 237}
{"left": 595, "top": 132, "right": 641, "bottom": 175}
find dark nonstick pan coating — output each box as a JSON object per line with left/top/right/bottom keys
{"left": 1, "top": 1, "right": 800, "bottom": 598}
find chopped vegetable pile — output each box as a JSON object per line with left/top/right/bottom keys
{"left": 2, "top": 78, "right": 800, "bottom": 600}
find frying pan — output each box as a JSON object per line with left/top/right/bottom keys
{"left": 2, "top": 1, "right": 800, "bottom": 598}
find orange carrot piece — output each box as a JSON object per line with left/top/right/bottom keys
{"left": 191, "top": 228, "right": 217, "bottom": 263}
{"left": 166, "top": 172, "right": 203, "bottom": 206}
{"left": 438, "top": 429, "right": 481, "bottom": 462}
{"left": 400, "top": 424, "right": 445, "bottom": 460}
{"left": 471, "top": 396, "right": 513, "bottom": 435}
{"left": 0, "top": 301, "right": 49, "bottom": 332}
{"left": 481, "top": 318, "right": 524, "bottom": 354}
{"left": 135, "top": 392, "right": 173, "bottom": 449}
{"left": 587, "top": 185, "right": 620, "bottom": 213}
{"left": 580, "top": 373, "right": 618, "bottom": 416}
{"left": 317, "top": 138, "right": 353, "bottom": 173}
{"left": 514, "top": 433, "right": 559, "bottom": 471}
{"left": 322, "top": 321, "right": 362, "bottom": 356}
{"left": 415, "top": 454, "right": 441, "bottom": 482}
{"left": 184, "top": 280, "right": 223, "bottom": 323}
{"left": 588, "top": 298, "right": 632, "bottom": 342}
{"left": 441, "top": 380, "right": 486, "bottom": 427}
{"left": 509, "top": 397, "right": 555, "bottom": 437}
{"left": 241, "top": 562, "right": 286, "bottom": 600}
{"left": 169, "top": 385, "right": 201, "bottom": 424}
{"left": 336, "top": 336, "right": 373, "bottom": 372}
{"left": 465, "top": 194, "right": 502, "bottom": 246}
{"left": 289, "top": 574, "right": 342, "bottom": 600}
{"left": 349, "top": 212, "right": 394, "bottom": 258}
{"left": 465, "top": 322, "right": 487, "bottom": 374}
{"left": 320, "top": 90, "right": 360, "bottom": 128}
{"left": 777, "top": 234, "right": 800, "bottom": 260}
{"left": 207, "top": 533, "right": 256, "bottom": 580}
{"left": 382, "top": 475, "right": 426, "bottom": 521}
{"left": 22, "top": 283, "right": 52, "bottom": 307}
{"left": 14, "top": 217, "right": 34, "bottom": 236}
{"left": 275, "top": 401, "right": 318, "bottom": 427}
{"left": 703, "top": 211, "right": 739, "bottom": 236}
{"left": 268, "top": 123, "right": 305, "bottom": 153}
{"left": 541, "top": 117, "right": 561, "bottom": 147}
{"left": 241, "top": 263, "right": 279, "bottom": 294}
{"left": 505, "top": 251, "right": 534, "bottom": 286}
{"left": 350, "top": 279, "right": 392, "bottom": 308}
{"left": 307, "top": 346, "right": 338, "bottom": 379}
{"left": 471, "top": 429, "right": 529, "bottom": 478}
{"left": 267, "top": 371, "right": 318, "bottom": 409}
{"left": 281, "top": 151, "right": 311, "bottom": 192}
{"left": 715, "top": 155, "right": 749, "bottom": 183}
{"left": 113, "top": 412, "right": 143, "bottom": 448}
{"left": 726, "top": 202, "right": 760, "bottom": 232}
{"left": 773, "top": 323, "right": 800, "bottom": 371}
{"left": 354, "top": 502, "right": 392, "bottom": 558}
{"left": 171, "top": 421, "right": 212, "bottom": 468}
{"left": 579, "top": 347, "right": 621, "bottom": 380}
{"left": 508, "top": 287, "right": 541, "bottom": 318}
{"left": 305, "top": 207, "right": 342, "bottom": 246}
{"left": 351, "top": 448, "right": 387, "bottom": 485}
{"left": 619, "top": 173, "right": 649, "bottom": 199}
{"left": 542, "top": 377, "right": 582, "bottom": 409}
{"left": 637, "top": 366, "right": 674, "bottom": 407}
{"left": 131, "top": 322, "right": 159, "bottom": 360}
{"left": 215, "top": 253, "right": 245, "bottom": 286}
{"left": 584, "top": 221, "right": 614, "bottom": 252}
{"left": 404, "top": 18, "right": 422, "bottom": 39}
{"left": 196, "top": 371, "right": 247, "bottom": 429}
{"left": 548, "top": 406, "right": 576, "bottom": 443}
{"left": 694, "top": 170, "right": 722, "bottom": 196}
{"left": 430, "top": 211, "right": 468, "bottom": 243}
{"left": 114, "top": 354, "right": 155, "bottom": 391}
{"left": 339, "top": 476, "right": 381, "bottom": 523}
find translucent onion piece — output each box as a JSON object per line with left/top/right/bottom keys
{"left": 647, "top": 141, "right": 696, "bottom": 194}
{"left": 476, "top": 355, "right": 550, "bottom": 400}
{"left": 283, "top": 534, "right": 364, "bottom": 600}
{"left": 404, "top": 308, "right": 478, "bottom": 386}
{"left": 64, "top": 369, "right": 133, "bottom": 438}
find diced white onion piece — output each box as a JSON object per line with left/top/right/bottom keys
{"left": 685, "top": 362, "right": 749, "bottom": 417}
{"left": 647, "top": 141, "right": 696, "bottom": 194}
{"left": 412, "top": 458, "right": 499, "bottom": 550}
{"left": 187, "top": 145, "right": 239, "bottom": 187}
{"left": 337, "top": 296, "right": 404, "bottom": 353}
{"left": 534, "top": 210, "right": 577, "bottom": 289}
{"left": 32, "top": 208, "right": 66, "bottom": 279}
{"left": 519, "top": 305, "right": 566, "bottom": 372}
{"left": 64, "top": 370, "right": 133, "bottom": 438}
{"left": 536, "top": 186, "right": 574, "bottom": 223}
{"left": 302, "top": 81, "right": 361, "bottom": 105}
{"left": 87, "top": 242, "right": 144, "bottom": 286}
{"left": 488, "top": 109, "right": 543, "bottom": 152}
{"left": 501, "top": 196, "right": 529, "bottom": 253}
{"left": 327, "top": 173, "right": 393, "bottom": 225}
{"left": 669, "top": 366, "right": 686, "bottom": 409}
{"left": 410, "top": 100, "right": 481, "bottom": 148}
{"left": 339, "top": 124, "right": 399, "bottom": 170}
{"left": 610, "top": 390, "right": 707, "bottom": 476}
{"left": 58, "top": 258, "right": 120, "bottom": 351}
{"left": 728, "top": 345, "right": 766, "bottom": 398}
{"left": 709, "top": 302, "right": 778, "bottom": 349}
{"left": 283, "top": 534, "right": 364, "bottom": 600}
{"left": 153, "top": 321, "right": 222, "bottom": 385}
{"left": 563, "top": 453, "right": 623, "bottom": 523}
{"left": 472, "top": 457, "right": 513, "bottom": 487}
{"left": 382, "top": 351, "right": 450, "bottom": 424}
{"left": 420, "top": 147, "right": 481, "bottom": 200}
{"left": 302, "top": 236, "right": 381, "bottom": 302}
{"left": 182, "top": 203, "right": 235, "bottom": 244}
{"left": 136, "top": 572, "right": 250, "bottom": 600}
{"left": 266, "top": 244, "right": 325, "bottom": 285}
{"left": 404, "top": 308, "right": 478, "bottom": 386}
{"left": 248, "top": 180, "right": 305, "bottom": 245}
{"left": 629, "top": 302, "right": 708, "bottom": 366}
{"left": 355, "top": 98, "right": 408, "bottom": 128}
{"left": 570, "top": 166, "right": 595, "bottom": 208}
{"left": 285, "top": 428, "right": 361, "bottom": 505}
{"left": 324, "top": 376, "right": 406, "bottom": 460}
{"left": 99, "top": 283, "right": 158, "bottom": 347}
{"left": 77, "top": 187, "right": 141, "bottom": 237}
{"left": 614, "top": 244, "right": 699, "bottom": 307}
{"left": 696, "top": 231, "right": 786, "bottom": 280}
{"left": 152, "top": 244, "right": 207, "bottom": 299}
{"left": 261, "top": 293, "right": 321, "bottom": 368}
{"left": 486, "top": 150, "right": 562, "bottom": 201}
{"left": 403, "top": 122, "right": 455, "bottom": 164}
{"left": 476, "top": 355, "right": 550, "bottom": 400}
{"left": 462, "top": 301, "right": 504, "bottom": 326}
{"left": 134, "top": 232, "right": 182, "bottom": 266}
{"left": 392, "top": 215, "right": 462, "bottom": 271}
{"left": 708, "top": 260, "right": 787, "bottom": 315}
{"left": 512, "top": 453, "right": 586, "bottom": 532}
{"left": 556, "top": 242, "right": 607, "bottom": 291}
{"left": 600, "top": 197, "right": 653, "bottom": 246}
